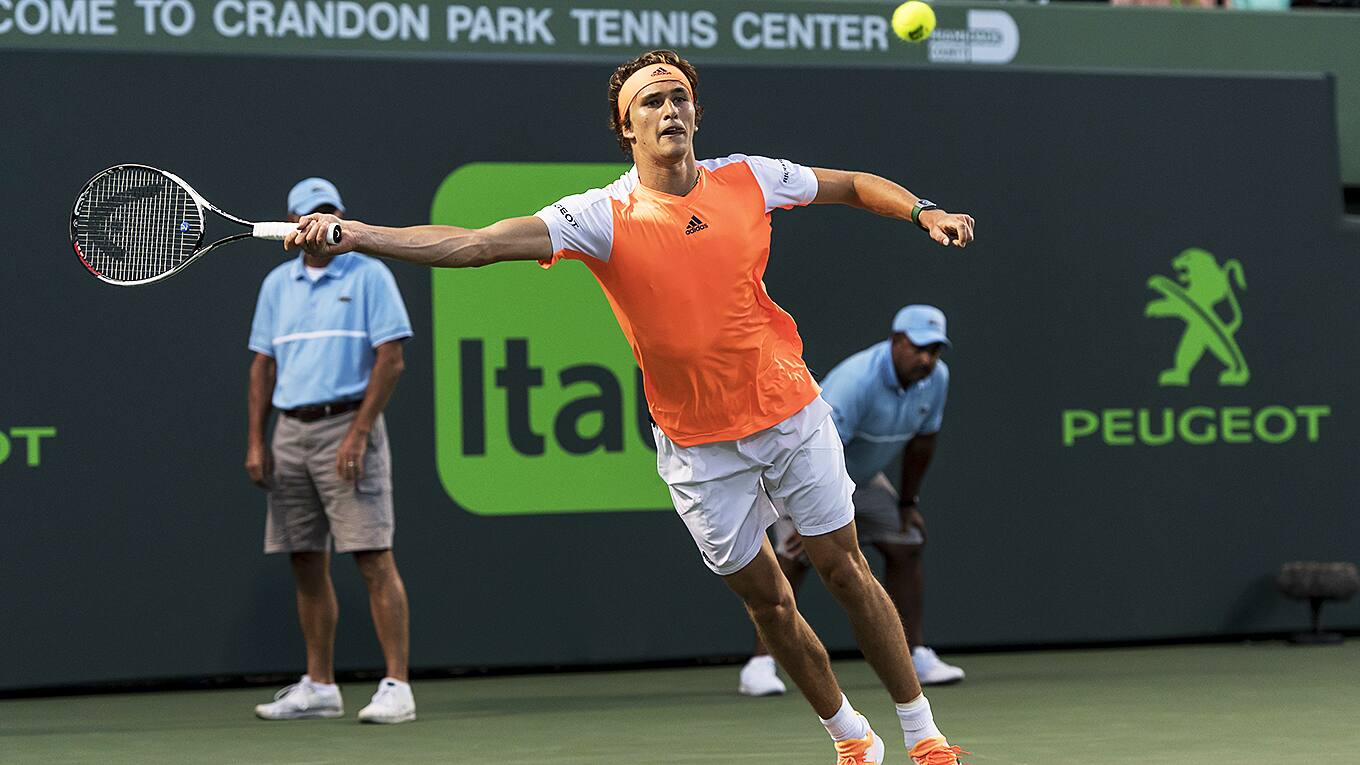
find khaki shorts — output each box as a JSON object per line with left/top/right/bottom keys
{"left": 264, "top": 410, "right": 394, "bottom": 554}
{"left": 772, "top": 472, "right": 922, "bottom": 560}
{"left": 653, "top": 397, "right": 856, "bottom": 576}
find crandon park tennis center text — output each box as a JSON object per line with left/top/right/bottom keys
{"left": 0, "top": 1, "right": 893, "bottom": 51}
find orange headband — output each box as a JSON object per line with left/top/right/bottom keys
{"left": 616, "top": 64, "right": 693, "bottom": 123}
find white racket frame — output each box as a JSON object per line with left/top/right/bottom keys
{"left": 71, "top": 164, "right": 340, "bottom": 287}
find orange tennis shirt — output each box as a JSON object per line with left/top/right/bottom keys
{"left": 534, "top": 154, "right": 822, "bottom": 447}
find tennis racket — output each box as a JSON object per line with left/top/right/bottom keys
{"left": 70, "top": 164, "right": 342, "bottom": 286}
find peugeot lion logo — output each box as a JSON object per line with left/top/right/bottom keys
{"left": 1145, "top": 248, "right": 1249, "bottom": 387}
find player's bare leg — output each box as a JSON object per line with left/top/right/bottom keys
{"left": 290, "top": 550, "right": 337, "bottom": 684}
{"left": 877, "top": 540, "right": 965, "bottom": 685}
{"left": 876, "top": 541, "right": 926, "bottom": 649}
{"left": 741, "top": 549, "right": 810, "bottom": 696}
{"left": 801, "top": 523, "right": 962, "bottom": 761}
{"left": 354, "top": 549, "right": 410, "bottom": 682}
{"left": 724, "top": 538, "right": 842, "bottom": 716}
{"left": 802, "top": 522, "right": 921, "bottom": 702}
{"left": 726, "top": 538, "right": 887, "bottom": 761}
{"left": 750, "top": 552, "right": 811, "bottom": 658}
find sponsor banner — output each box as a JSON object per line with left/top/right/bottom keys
{"left": 0, "top": 426, "right": 56, "bottom": 467}
{"left": 429, "top": 162, "right": 671, "bottom": 515}
{"left": 1060, "top": 248, "right": 1332, "bottom": 448}
{"left": 0, "top": 0, "right": 978, "bottom": 61}
{"left": 4, "top": 0, "right": 1360, "bottom": 183}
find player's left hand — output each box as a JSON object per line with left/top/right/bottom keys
{"left": 920, "top": 210, "right": 974, "bottom": 248}
{"left": 901, "top": 505, "right": 928, "bottom": 543}
{"left": 337, "top": 427, "right": 368, "bottom": 483}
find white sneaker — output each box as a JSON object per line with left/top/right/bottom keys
{"left": 357, "top": 677, "right": 416, "bottom": 724}
{"left": 738, "top": 655, "right": 787, "bottom": 696}
{"left": 912, "top": 646, "right": 965, "bottom": 686}
{"left": 254, "top": 675, "right": 343, "bottom": 720}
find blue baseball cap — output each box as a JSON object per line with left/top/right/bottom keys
{"left": 287, "top": 177, "right": 345, "bottom": 216}
{"left": 892, "top": 304, "right": 951, "bottom": 348}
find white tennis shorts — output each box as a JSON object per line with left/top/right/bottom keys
{"left": 652, "top": 397, "right": 856, "bottom": 575}
{"left": 772, "top": 472, "right": 923, "bottom": 562}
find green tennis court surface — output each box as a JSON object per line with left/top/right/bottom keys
{"left": 3, "top": 643, "right": 1357, "bottom": 764}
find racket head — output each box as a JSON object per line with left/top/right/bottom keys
{"left": 70, "top": 164, "right": 208, "bottom": 286}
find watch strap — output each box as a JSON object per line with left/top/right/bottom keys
{"left": 911, "top": 199, "right": 938, "bottom": 228}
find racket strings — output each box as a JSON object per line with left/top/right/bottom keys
{"left": 74, "top": 166, "right": 204, "bottom": 283}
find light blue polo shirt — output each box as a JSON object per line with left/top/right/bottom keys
{"left": 821, "top": 340, "right": 949, "bottom": 486}
{"left": 248, "top": 253, "right": 412, "bottom": 410}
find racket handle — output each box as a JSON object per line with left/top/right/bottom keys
{"left": 252, "top": 222, "right": 295, "bottom": 240}
{"left": 252, "top": 222, "right": 343, "bottom": 244}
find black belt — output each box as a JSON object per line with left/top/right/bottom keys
{"left": 282, "top": 399, "right": 362, "bottom": 422}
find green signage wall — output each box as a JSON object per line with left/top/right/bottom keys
{"left": 429, "top": 163, "right": 670, "bottom": 515}
{"left": 2, "top": 51, "right": 1358, "bottom": 691}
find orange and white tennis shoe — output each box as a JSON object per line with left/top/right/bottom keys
{"left": 908, "top": 736, "right": 969, "bottom": 764}
{"left": 834, "top": 728, "right": 885, "bottom": 764}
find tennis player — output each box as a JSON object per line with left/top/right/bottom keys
{"left": 741, "top": 305, "right": 965, "bottom": 699}
{"left": 288, "top": 50, "right": 974, "bottom": 764}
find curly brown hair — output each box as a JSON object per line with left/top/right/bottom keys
{"left": 607, "top": 50, "right": 703, "bottom": 157}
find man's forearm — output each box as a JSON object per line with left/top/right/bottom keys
{"left": 247, "top": 361, "right": 275, "bottom": 446}
{"left": 812, "top": 168, "right": 960, "bottom": 241}
{"left": 348, "top": 222, "right": 495, "bottom": 268}
{"left": 350, "top": 354, "right": 404, "bottom": 435}
{"left": 899, "top": 434, "right": 938, "bottom": 503}
{"left": 846, "top": 172, "right": 920, "bottom": 221}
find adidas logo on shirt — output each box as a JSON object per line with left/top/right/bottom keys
{"left": 684, "top": 215, "right": 708, "bottom": 235}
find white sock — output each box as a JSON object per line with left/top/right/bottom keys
{"left": 302, "top": 675, "right": 338, "bottom": 691}
{"left": 746, "top": 655, "right": 776, "bottom": 670}
{"left": 380, "top": 677, "right": 409, "bottom": 689}
{"left": 820, "top": 694, "right": 870, "bottom": 742}
{"left": 896, "top": 694, "right": 944, "bottom": 749}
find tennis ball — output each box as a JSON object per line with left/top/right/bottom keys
{"left": 892, "top": 1, "right": 936, "bottom": 43}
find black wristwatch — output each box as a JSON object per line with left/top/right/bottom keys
{"left": 910, "top": 199, "right": 939, "bottom": 229}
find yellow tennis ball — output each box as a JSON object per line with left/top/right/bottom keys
{"left": 892, "top": 1, "right": 936, "bottom": 43}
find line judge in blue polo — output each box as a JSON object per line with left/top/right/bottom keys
{"left": 739, "top": 305, "right": 967, "bottom": 696}
{"left": 245, "top": 177, "right": 417, "bottom": 724}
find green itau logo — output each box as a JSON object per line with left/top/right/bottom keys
{"left": 430, "top": 163, "right": 672, "bottom": 516}
{"left": 1144, "top": 247, "right": 1249, "bottom": 386}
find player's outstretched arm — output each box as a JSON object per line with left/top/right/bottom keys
{"left": 810, "top": 167, "right": 974, "bottom": 248}
{"left": 284, "top": 214, "right": 552, "bottom": 267}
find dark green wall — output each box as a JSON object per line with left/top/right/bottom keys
{"left": 2, "top": 52, "right": 1357, "bottom": 691}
